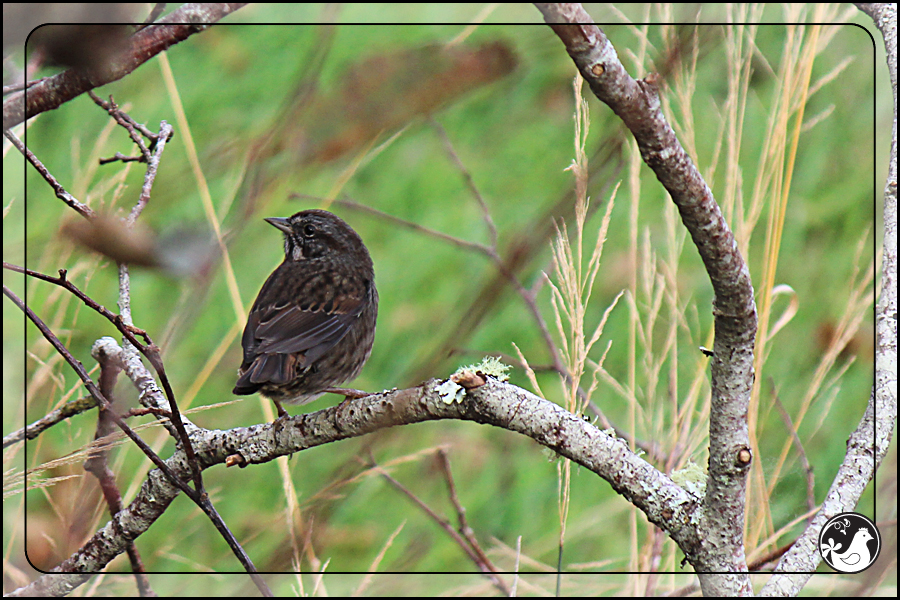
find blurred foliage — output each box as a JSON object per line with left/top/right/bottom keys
{"left": 3, "top": 4, "right": 887, "bottom": 596}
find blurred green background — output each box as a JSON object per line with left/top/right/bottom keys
{"left": 3, "top": 4, "right": 889, "bottom": 596}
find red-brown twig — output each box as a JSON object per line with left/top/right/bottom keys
{"left": 370, "top": 452, "right": 510, "bottom": 595}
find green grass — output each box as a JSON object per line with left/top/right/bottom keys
{"left": 3, "top": 5, "right": 886, "bottom": 597}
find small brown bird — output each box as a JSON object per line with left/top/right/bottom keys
{"left": 233, "top": 209, "right": 377, "bottom": 417}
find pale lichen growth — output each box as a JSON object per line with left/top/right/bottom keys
{"left": 439, "top": 357, "right": 512, "bottom": 404}
{"left": 436, "top": 379, "right": 465, "bottom": 404}
{"left": 670, "top": 461, "right": 707, "bottom": 498}
{"left": 456, "top": 356, "right": 511, "bottom": 382}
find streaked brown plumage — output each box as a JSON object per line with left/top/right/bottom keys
{"left": 233, "top": 209, "right": 377, "bottom": 417}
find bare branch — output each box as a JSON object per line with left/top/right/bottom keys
{"left": 535, "top": 3, "right": 757, "bottom": 593}
{"left": 2, "top": 3, "right": 247, "bottom": 130}
{"left": 8, "top": 377, "right": 697, "bottom": 597}
{"left": 4, "top": 130, "right": 96, "bottom": 219}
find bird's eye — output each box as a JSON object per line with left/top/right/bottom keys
{"left": 303, "top": 224, "right": 316, "bottom": 237}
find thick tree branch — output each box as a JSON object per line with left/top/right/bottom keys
{"left": 8, "top": 376, "right": 700, "bottom": 597}
{"left": 534, "top": 4, "right": 757, "bottom": 594}
{"left": 3, "top": 3, "right": 246, "bottom": 130}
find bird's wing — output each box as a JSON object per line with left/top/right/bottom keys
{"left": 244, "top": 294, "right": 365, "bottom": 366}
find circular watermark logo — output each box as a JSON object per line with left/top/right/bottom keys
{"left": 818, "top": 512, "right": 881, "bottom": 573}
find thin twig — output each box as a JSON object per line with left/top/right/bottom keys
{"left": 372, "top": 455, "right": 510, "bottom": 595}
{"left": 107, "top": 135, "right": 208, "bottom": 540}
{"left": 329, "top": 196, "right": 495, "bottom": 257}
{"left": 126, "top": 121, "right": 173, "bottom": 225}
{"left": 97, "top": 152, "right": 146, "bottom": 165}
{"left": 435, "top": 449, "right": 503, "bottom": 582}
{"left": 747, "top": 540, "right": 795, "bottom": 571}
{"left": 4, "top": 263, "right": 152, "bottom": 349}
{"left": 4, "top": 284, "right": 194, "bottom": 499}
{"left": 3, "top": 394, "right": 98, "bottom": 448}
{"left": 429, "top": 118, "right": 499, "bottom": 248}
{"left": 137, "top": 3, "right": 168, "bottom": 31}
{"left": 88, "top": 91, "right": 153, "bottom": 162}
{"left": 6, "top": 287, "right": 270, "bottom": 594}
{"left": 2, "top": 77, "right": 48, "bottom": 95}
{"left": 769, "top": 378, "right": 816, "bottom": 516}
{"left": 84, "top": 342, "right": 153, "bottom": 595}
{"left": 4, "top": 129, "right": 96, "bottom": 219}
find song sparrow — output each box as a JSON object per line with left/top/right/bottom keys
{"left": 233, "top": 209, "right": 377, "bottom": 417}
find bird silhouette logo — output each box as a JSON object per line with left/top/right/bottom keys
{"left": 818, "top": 513, "right": 881, "bottom": 573}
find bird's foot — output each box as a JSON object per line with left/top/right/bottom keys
{"left": 324, "top": 387, "right": 371, "bottom": 411}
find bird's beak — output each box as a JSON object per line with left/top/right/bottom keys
{"left": 264, "top": 217, "right": 291, "bottom": 234}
